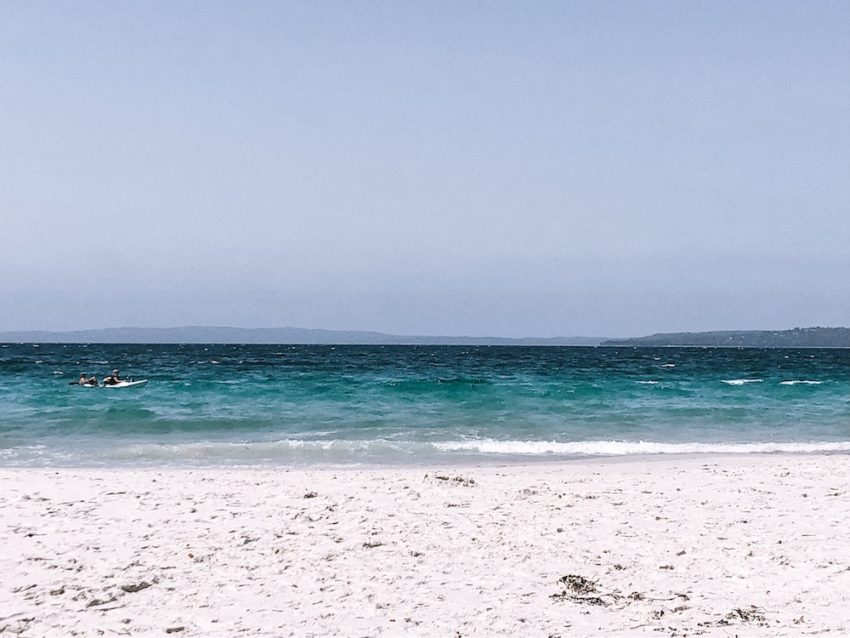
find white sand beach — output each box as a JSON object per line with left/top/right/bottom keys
{"left": 2, "top": 455, "right": 849, "bottom": 637}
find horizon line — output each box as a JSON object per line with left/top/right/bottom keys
{"left": 1, "top": 324, "right": 846, "bottom": 345}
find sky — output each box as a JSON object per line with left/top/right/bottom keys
{"left": 1, "top": 1, "right": 848, "bottom": 337}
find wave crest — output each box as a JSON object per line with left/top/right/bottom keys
{"left": 434, "top": 439, "right": 850, "bottom": 455}
{"left": 103, "top": 438, "right": 850, "bottom": 464}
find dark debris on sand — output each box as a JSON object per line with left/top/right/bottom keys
{"left": 552, "top": 573, "right": 770, "bottom": 637}
{"left": 426, "top": 474, "right": 476, "bottom": 487}
{"left": 551, "top": 574, "right": 690, "bottom": 612}
{"left": 697, "top": 605, "right": 768, "bottom": 628}
{"left": 120, "top": 581, "right": 152, "bottom": 594}
{"left": 558, "top": 574, "right": 598, "bottom": 595}
{"left": 550, "top": 575, "right": 611, "bottom": 606}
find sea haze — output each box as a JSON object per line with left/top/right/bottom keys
{"left": 2, "top": 344, "right": 849, "bottom": 467}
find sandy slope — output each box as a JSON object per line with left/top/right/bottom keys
{"left": 2, "top": 455, "right": 849, "bottom": 636}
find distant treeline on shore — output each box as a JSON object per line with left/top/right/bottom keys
{"left": 0, "top": 326, "right": 602, "bottom": 346}
{"left": 2, "top": 326, "right": 848, "bottom": 347}
{"left": 603, "top": 327, "right": 850, "bottom": 348}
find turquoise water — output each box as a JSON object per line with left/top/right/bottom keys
{"left": 1, "top": 344, "right": 849, "bottom": 466}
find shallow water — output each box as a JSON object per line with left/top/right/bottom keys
{"left": 1, "top": 343, "right": 848, "bottom": 466}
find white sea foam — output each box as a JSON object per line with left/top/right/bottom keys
{"left": 636, "top": 381, "right": 660, "bottom": 385}
{"left": 434, "top": 439, "right": 850, "bottom": 456}
{"left": 779, "top": 380, "right": 823, "bottom": 386}
{"left": 721, "top": 379, "right": 763, "bottom": 386}
{"left": 111, "top": 438, "right": 419, "bottom": 462}
{"left": 106, "top": 438, "right": 850, "bottom": 463}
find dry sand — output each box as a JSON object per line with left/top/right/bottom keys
{"left": 2, "top": 454, "right": 849, "bottom": 636}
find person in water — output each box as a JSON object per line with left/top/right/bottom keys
{"left": 102, "top": 370, "right": 122, "bottom": 386}
{"left": 77, "top": 373, "right": 97, "bottom": 386}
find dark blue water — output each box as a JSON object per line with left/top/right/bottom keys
{"left": 1, "top": 344, "right": 849, "bottom": 466}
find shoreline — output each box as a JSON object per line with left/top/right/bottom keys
{"left": 2, "top": 448, "right": 850, "bottom": 472}
{"left": 3, "top": 454, "right": 849, "bottom": 636}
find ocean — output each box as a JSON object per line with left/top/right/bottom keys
{"left": 1, "top": 343, "right": 848, "bottom": 467}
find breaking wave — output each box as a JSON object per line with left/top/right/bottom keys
{"left": 83, "top": 438, "right": 850, "bottom": 466}
{"left": 433, "top": 439, "right": 850, "bottom": 456}
{"left": 721, "top": 379, "right": 763, "bottom": 386}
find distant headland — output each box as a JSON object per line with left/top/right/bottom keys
{"left": 1, "top": 326, "right": 848, "bottom": 347}
{"left": 603, "top": 327, "right": 850, "bottom": 348}
{"left": 0, "top": 326, "right": 602, "bottom": 346}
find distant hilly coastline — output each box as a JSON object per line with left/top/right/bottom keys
{"left": 603, "top": 327, "right": 850, "bottom": 348}
{"left": 3, "top": 326, "right": 848, "bottom": 347}
{"left": 0, "top": 326, "right": 603, "bottom": 346}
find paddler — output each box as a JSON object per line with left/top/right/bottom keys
{"left": 74, "top": 373, "right": 98, "bottom": 386}
{"left": 102, "top": 369, "right": 122, "bottom": 386}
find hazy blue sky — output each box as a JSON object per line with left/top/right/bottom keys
{"left": 1, "top": 1, "right": 848, "bottom": 336}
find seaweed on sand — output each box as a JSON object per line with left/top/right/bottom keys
{"left": 550, "top": 575, "right": 610, "bottom": 606}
